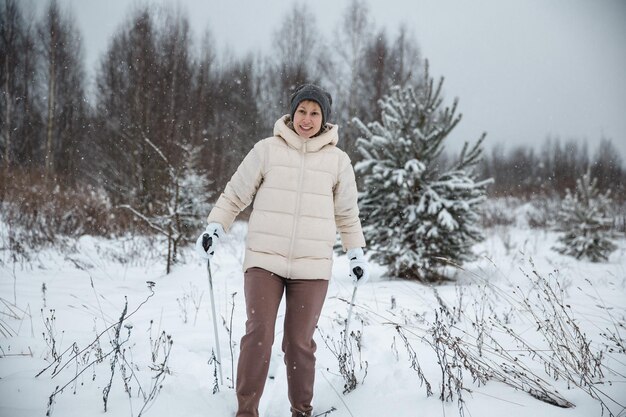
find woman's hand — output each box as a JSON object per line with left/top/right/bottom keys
{"left": 347, "top": 247, "right": 370, "bottom": 285}
{"left": 195, "top": 223, "right": 225, "bottom": 259}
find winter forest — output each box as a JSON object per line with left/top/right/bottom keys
{"left": 1, "top": 0, "right": 625, "bottom": 416}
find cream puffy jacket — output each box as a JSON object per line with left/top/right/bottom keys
{"left": 207, "top": 115, "right": 365, "bottom": 280}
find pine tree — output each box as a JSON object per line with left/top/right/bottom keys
{"left": 553, "top": 170, "right": 617, "bottom": 262}
{"left": 353, "top": 65, "right": 491, "bottom": 282}
{"left": 121, "top": 141, "right": 213, "bottom": 274}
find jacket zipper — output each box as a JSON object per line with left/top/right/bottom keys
{"left": 286, "top": 144, "right": 306, "bottom": 278}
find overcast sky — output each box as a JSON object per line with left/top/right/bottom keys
{"left": 33, "top": 0, "right": 626, "bottom": 157}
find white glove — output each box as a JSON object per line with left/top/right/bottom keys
{"left": 347, "top": 247, "right": 370, "bottom": 286}
{"left": 195, "top": 223, "right": 225, "bottom": 259}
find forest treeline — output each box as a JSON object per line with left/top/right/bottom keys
{"left": 1, "top": 0, "right": 624, "bottom": 239}
{"left": 479, "top": 137, "right": 624, "bottom": 199}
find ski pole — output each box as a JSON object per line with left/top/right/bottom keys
{"left": 344, "top": 266, "right": 363, "bottom": 346}
{"left": 203, "top": 234, "right": 224, "bottom": 386}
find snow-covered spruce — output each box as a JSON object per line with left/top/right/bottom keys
{"left": 552, "top": 170, "right": 617, "bottom": 262}
{"left": 353, "top": 66, "right": 492, "bottom": 282}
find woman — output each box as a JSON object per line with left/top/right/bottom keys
{"left": 196, "top": 83, "right": 370, "bottom": 417}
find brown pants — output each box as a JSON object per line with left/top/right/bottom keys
{"left": 236, "top": 267, "right": 329, "bottom": 417}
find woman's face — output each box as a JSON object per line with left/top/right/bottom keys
{"left": 293, "top": 100, "right": 323, "bottom": 139}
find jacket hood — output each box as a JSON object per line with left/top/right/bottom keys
{"left": 273, "top": 115, "right": 339, "bottom": 152}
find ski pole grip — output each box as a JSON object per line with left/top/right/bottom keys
{"left": 353, "top": 266, "right": 363, "bottom": 279}
{"left": 202, "top": 233, "right": 212, "bottom": 252}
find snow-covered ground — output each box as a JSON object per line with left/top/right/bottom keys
{"left": 1, "top": 221, "right": 625, "bottom": 417}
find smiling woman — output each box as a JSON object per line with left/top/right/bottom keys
{"left": 293, "top": 101, "right": 323, "bottom": 138}
{"left": 195, "top": 82, "right": 370, "bottom": 417}
{"left": 289, "top": 84, "right": 333, "bottom": 139}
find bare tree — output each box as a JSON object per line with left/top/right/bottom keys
{"left": 388, "top": 24, "right": 422, "bottom": 87}
{"left": 322, "top": 0, "right": 373, "bottom": 157}
{"left": 591, "top": 138, "right": 624, "bottom": 198}
{"left": 335, "top": 0, "right": 372, "bottom": 120}
{"left": 210, "top": 56, "right": 261, "bottom": 190}
{"left": 190, "top": 30, "right": 218, "bottom": 145}
{"left": 92, "top": 7, "right": 156, "bottom": 208}
{"left": 0, "top": 0, "right": 20, "bottom": 175}
{"left": 325, "top": 2, "right": 422, "bottom": 159}
{"left": 256, "top": 3, "right": 322, "bottom": 133}
{"left": 543, "top": 137, "right": 590, "bottom": 194}
{"left": 358, "top": 29, "right": 389, "bottom": 123}
{"left": 360, "top": 24, "right": 422, "bottom": 122}
{"left": 92, "top": 6, "right": 195, "bottom": 211}
{"left": 155, "top": 5, "right": 195, "bottom": 171}
{"left": 0, "top": 0, "right": 40, "bottom": 179}
{"left": 37, "top": 0, "right": 87, "bottom": 180}
{"left": 188, "top": 29, "right": 221, "bottom": 194}
{"left": 89, "top": 5, "right": 218, "bottom": 268}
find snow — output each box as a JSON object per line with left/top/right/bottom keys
{"left": 1, "top": 221, "right": 625, "bottom": 417}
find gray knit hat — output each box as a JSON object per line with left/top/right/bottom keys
{"left": 290, "top": 84, "right": 333, "bottom": 126}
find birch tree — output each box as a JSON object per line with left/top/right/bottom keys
{"left": 1, "top": 0, "right": 40, "bottom": 177}
{"left": 37, "top": 0, "right": 87, "bottom": 179}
